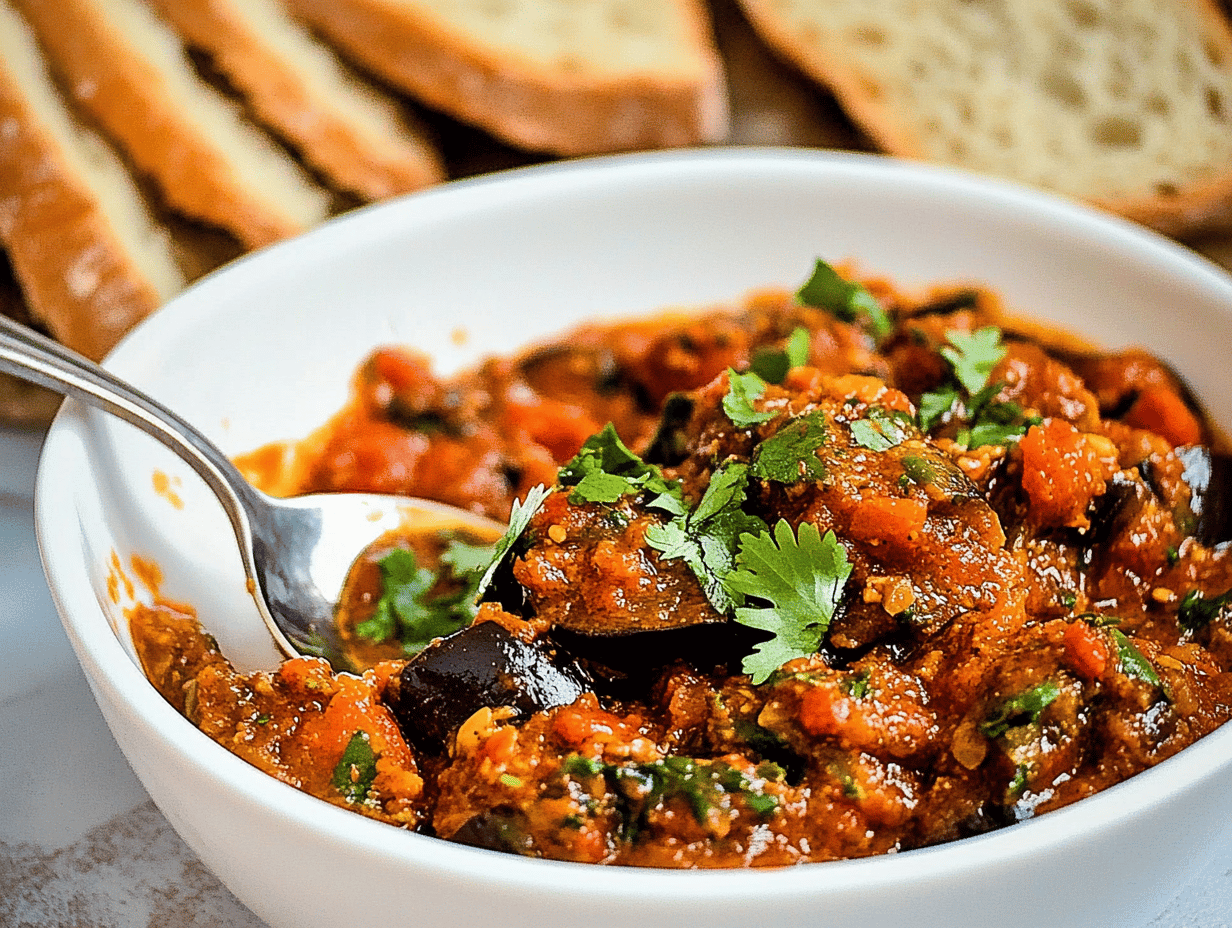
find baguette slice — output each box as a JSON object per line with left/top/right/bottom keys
{"left": 0, "top": 0, "right": 185, "bottom": 362}
{"left": 15, "top": 0, "right": 331, "bottom": 249}
{"left": 152, "top": 0, "right": 445, "bottom": 202}
{"left": 737, "top": 0, "right": 1232, "bottom": 235}
{"left": 284, "top": 0, "right": 730, "bottom": 156}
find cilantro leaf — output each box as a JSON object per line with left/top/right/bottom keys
{"left": 356, "top": 545, "right": 480, "bottom": 654}
{"left": 355, "top": 549, "right": 434, "bottom": 643}
{"left": 750, "top": 327, "right": 811, "bottom": 385}
{"left": 1110, "top": 629, "right": 1166, "bottom": 694}
{"left": 725, "top": 521, "right": 853, "bottom": 684}
{"left": 979, "top": 681, "right": 1060, "bottom": 739}
{"left": 331, "top": 730, "right": 378, "bottom": 804}
{"left": 941, "top": 326, "right": 1007, "bottom": 396}
{"left": 440, "top": 537, "right": 497, "bottom": 575}
{"left": 751, "top": 411, "right": 828, "bottom": 483}
{"left": 473, "top": 483, "right": 551, "bottom": 602}
{"left": 645, "top": 461, "right": 766, "bottom": 614}
{"left": 1177, "top": 588, "right": 1232, "bottom": 631}
{"left": 723, "top": 369, "right": 777, "bottom": 427}
{"left": 558, "top": 423, "right": 682, "bottom": 505}
{"left": 795, "top": 259, "right": 892, "bottom": 339}
{"left": 849, "top": 407, "right": 913, "bottom": 452}
{"left": 917, "top": 386, "right": 960, "bottom": 433}
{"left": 916, "top": 326, "right": 1033, "bottom": 449}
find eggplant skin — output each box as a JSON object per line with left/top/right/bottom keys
{"left": 385, "top": 621, "right": 592, "bottom": 756}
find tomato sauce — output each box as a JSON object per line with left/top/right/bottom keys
{"left": 132, "top": 264, "right": 1232, "bottom": 868}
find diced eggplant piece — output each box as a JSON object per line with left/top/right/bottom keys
{"left": 385, "top": 621, "right": 591, "bottom": 756}
{"left": 1082, "top": 470, "right": 1147, "bottom": 551}
{"left": 447, "top": 808, "right": 533, "bottom": 855}
{"left": 1176, "top": 446, "right": 1232, "bottom": 546}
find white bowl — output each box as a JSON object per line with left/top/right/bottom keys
{"left": 35, "top": 149, "right": 1232, "bottom": 928}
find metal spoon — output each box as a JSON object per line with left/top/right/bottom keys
{"left": 0, "top": 314, "right": 504, "bottom": 665}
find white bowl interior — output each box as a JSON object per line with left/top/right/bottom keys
{"left": 34, "top": 149, "right": 1232, "bottom": 928}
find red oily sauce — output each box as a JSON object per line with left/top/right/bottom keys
{"left": 131, "top": 261, "right": 1232, "bottom": 868}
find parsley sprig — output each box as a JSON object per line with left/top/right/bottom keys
{"left": 918, "top": 326, "right": 1037, "bottom": 447}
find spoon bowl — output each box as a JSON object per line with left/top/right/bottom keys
{"left": 0, "top": 313, "right": 503, "bottom": 666}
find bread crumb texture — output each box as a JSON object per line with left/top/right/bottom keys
{"left": 427, "top": 0, "right": 710, "bottom": 78}
{"left": 743, "top": 0, "right": 1232, "bottom": 202}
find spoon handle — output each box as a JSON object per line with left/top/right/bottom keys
{"left": 0, "top": 314, "right": 260, "bottom": 534}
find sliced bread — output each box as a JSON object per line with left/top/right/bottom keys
{"left": 15, "top": 0, "right": 331, "bottom": 249}
{"left": 151, "top": 0, "right": 445, "bottom": 202}
{"left": 283, "top": 0, "right": 731, "bottom": 156}
{"left": 0, "top": 0, "right": 184, "bottom": 362}
{"left": 737, "top": 0, "right": 1232, "bottom": 235}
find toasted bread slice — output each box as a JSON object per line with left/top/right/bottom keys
{"left": 152, "top": 0, "right": 445, "bottom": 202}
{"left": 0, "top": 0, "right": 184, "bottom": 363}
{"left": 284, "top": 0, "right": 730, "bottom": 156}
{"left": 15, "top": 0, "right": 331, "bottom": 249}
{"left": 737, "top": 0, "right": 1232, "bottom": 235}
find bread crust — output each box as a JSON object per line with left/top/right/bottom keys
{"left": 736, "top": 0, "right": 1232, "bottom": 236}
{"left": 15, "top": 0, "right": 329, "bottom": 248}
{"left": 0, "top": 28, "right": 174, "bottom": 361}
{"left": 285, "top": 0, "right": 730, "bottom": 156}
{"left": 153, "top": 0, "right": 445, "bottom": 201}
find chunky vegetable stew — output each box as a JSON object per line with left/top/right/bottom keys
{"left": 131, "top": 260, "right": 1232, "bottom": 868}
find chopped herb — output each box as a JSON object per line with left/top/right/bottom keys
{"left": 1078, "top": 612, "right": 1122, "bottom": 628}
{"left": 254, "top": 714, "right": 270, "bottom": 726}
{"left": 900, "top": 454, "right": 937, "bottom": 486}
{"left": 1178, "top": 588, "right": 1232, "bottom": 631}
{"left": 499, "top": 773, "right": 524, "bottom": 788}
{"left": 725, "top": 521, "right": 854, "bottom": 684}
{"left": 355, "top": 547, "right": 474, "bottom": 654}
{"left": 440, "top": 537, "right": 497, "bottom": 576}
{"left": 751, "top": 411, "right": 829, "bottom": 483}
{"left": 841, "top": 670, "right": 871, "bottom": 699}
{"left": 1110, "top": 629, "right": 1166, "bottom": 693}
{"left": 563, "top": 755, "right": 778, "bottom": 842}
{"left": 732, "top": 719, "right": 792, "bottom": 757}
{"left": 917, "top": 385, "right": 961, "bottom": 433}
{"left": 980, "top": 680, "right": 1061, "bottom": 740}
{"left": 558, "top": 423, "right": 684, "bottom": 507}
{"left": 917, "top": 326, "right": 1032, "bottom": 448}
{"left": 1165, "top": 546, "right": 1181, "bottom": 567}
{"left": 331, "top": 730, "right": 378, "bottom": 804}
{"left": 473, "top": 483, "right": 551, "bottom": 602}
{"left": 562, "top": 755, "right": 604, "bottom": 778}
{"left": 795, "top": 259, "right": 892, "bottom": 339}
{"left": 941, "top": 327, "right": 1007, "bottom": 395}
{"left": 850, "top": 407, "right": 913, "bottom": 451}
{"left": 645, "top": 461, "right": 767, "bottom": 614}
{"left": 750, "top": 327, "right": 811, "bottom": 384}
{"left": 723, "top": 369, "right": 777, "bottom": 427}
{"left": 1007, "top": 762, "right": 1031, "bottom": 799}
